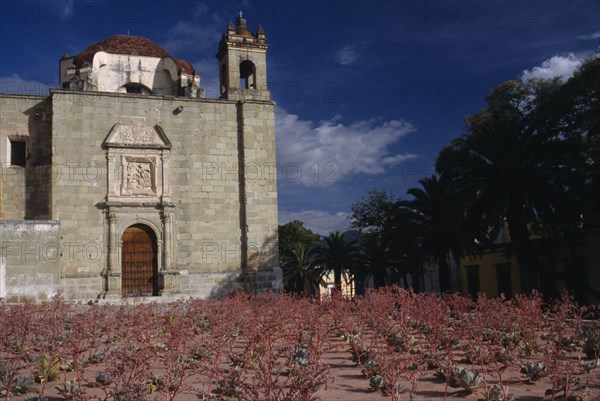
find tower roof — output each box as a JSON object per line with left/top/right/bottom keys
{"left": 72, "top": 34, "right": 195, "bottom": 74}
{"left": 235, "top": 14, "right": 254, "bottom": 37}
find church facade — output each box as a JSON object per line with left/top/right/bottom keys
{"left": 0, "top": 15, "right": 281, "bottom": 302}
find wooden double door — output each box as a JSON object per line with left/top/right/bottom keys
{"left": 121, "top": 224, "right": 158, "bottom": 296}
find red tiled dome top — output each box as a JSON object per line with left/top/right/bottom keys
{"left": 72, "top": 34, "right": 195, "bottom": 75}
{"left": 236, "top": 26, "right": 254, "bottom": 37}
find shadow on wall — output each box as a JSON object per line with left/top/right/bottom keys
{"left": 24, "top": 99, "right": 52, "bottom": 219}
{"left": 207, "top": 231, "right": 280, "bottom": 298}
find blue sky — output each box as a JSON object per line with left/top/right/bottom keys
{"left": 1, "top": 0, "right": 599, "bottom": 234}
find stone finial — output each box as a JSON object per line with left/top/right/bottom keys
{"left": 257, "top": 24, "right": 265, "bottom": 37}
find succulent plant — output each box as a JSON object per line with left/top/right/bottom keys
{"left": 487, "top": 384, "right": 511, "bottom": 401}
{"left": 451, "top": 366, "right": 482, "bottom": 392}
{"left": 11, "top": 376, "right": 33, "bottom": 395}
{"left": 520, "top": 362, "right": 547, "bottom": 382}
{"left": 361, "top": 359, "right": 379, "bottom": 378}
{"left": 34, "top": 354, "right": 60, "bottom": 383}
{"left": 464, "top": 345, "right": 494, "bottom": 364}
{"left": 145, "top": 374, "right": 163, "bottom": 394}
{"left": 60, "top": 359, "right": 74, "bottom": 372}
{"left": 369, "top": 374, "right": 385, "bottom": 393}
{"left": 387, "top": 331, "right": 421, "bottom": 353}
{"left": 350, "top": 345, "right": 371, "bottom": 366}
{"left": 25, "top": 395, "right": 48, "bottom": 401}
{"left": 579, "top": 357, "right": 599, "bottom": 373}
{"left": 583, "top": 329, "right": 600, "bottom": 359}
{"left": 95, "top": 372, "right": 113, "bottom": 385}
{"left": 88, "top": 352, "right": 105, "bottom": 364}
{"left": 384, "top": 381, "right": 407, "bottom": 396}
{"left": 55, "top": 380, "right": 79, "bottom": 400}
{"left": 291, "top": 346, "right": 310, "bottom": 367}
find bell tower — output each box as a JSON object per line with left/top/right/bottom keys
{"left": 217, "top": 12, "right": 270, "bottom": 101}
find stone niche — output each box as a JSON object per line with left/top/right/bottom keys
{"left": 103, "top": 116, "right": 171, "bottom": 203}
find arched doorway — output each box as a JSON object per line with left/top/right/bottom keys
{"left": 121, "top": 224, "right": 158, "bottom": 296}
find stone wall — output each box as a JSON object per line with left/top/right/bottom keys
{"left": 48, "top": 89, "right": 279, "bottom": 298}
{"left": 0, "top": 220, "right": 60, "bottom": 302}
{"left": 0, "top": 88, "right": 280, "bottom": 301}
{"left": 0, "top": 94, "right": 52, "bottom": 220}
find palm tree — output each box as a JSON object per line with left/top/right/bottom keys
{"left": 436, "top": 80, "right": 584, "bottom": 293}
{"left": 281, "top": 242, "right": 320, "bottom": 297}
{"left": 400, "top": 175, "right": 464, "bottom": 292}
{"left": 317, "top": 231, "right": 360, "bottom": 293}
{"left": 360, "top": 233, "right": 397, "bottom": 289}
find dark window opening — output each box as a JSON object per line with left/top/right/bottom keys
{"left": 496, "top": 263, "right": 512, "bottom": 298}
{"left": 465, "top": 265, "right": 480, "bottom": 300}
{"left": 239, "top": 60, "right": 256, "bottom": 89}
{"left": 220, "top": 64, "right": 228, "bottom": 94}
{"left": 123, "top": 83, "right": 151, "bottom": 94}
{"left": 126, "top": 85, "right": 142, "bottom": 94}
{"left": 10, "top": 140, "right": 27, "bottom": 167}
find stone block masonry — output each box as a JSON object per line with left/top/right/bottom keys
{"left": 0, "top": 220, "right": 60, "bottom": 303}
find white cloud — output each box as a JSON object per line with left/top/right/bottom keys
{"left": 275, "top": 107, "right": 416, "bottom": 187}
{"left": 279, "top": 210, "right": 350, "bottom": 235}
{"left": 162, "top": 20, "right": 222, "bottom": 54}
{"left": 521, "top": 53, "right": 582, "bottom": 81}
{"left": 161, "top": 3, "right": 224, "bottom": 55}
{"left": 382, "top": 153, "right": 418, "bottom": 166}
{"left": 334, "top": 43, "right": 366, "bottom": 66}
{"left": 0, "top": 74, "right": 51, "bottom": 95}
{"left": 577, "top": 31, "right": 600, "bottom": 40}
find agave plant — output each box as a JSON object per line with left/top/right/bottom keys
{"left": 387, "top": 331, "right": 421, "bottom": 353}
{"left": 10, "top": 376, "right": 33, "bottom": 395}
{"left": 463, "top": 345, "right": 494, "bottom": 364}
{"left": 369, "top": 374, "right": 385, "bottom": 393}
{"left": 350, "top": 345, "right": 372, "bottom": 366}
{"left": 290, "top": 346, "right": 310, "bottom": 367}
{"left": 55, "top": 380, "right": 79, "bottom": 400}
{"left": 34, "top": 354, "right": 60, "bottom": 383}
{"left": 583, "top": 329, "right": 600, "bottom": 359}
{"left": 384, "top": 381, "right": 407, "bottom": 397}
{"left": 520, "top": 362, "right": 547, "bottom": 382}
{"left": 451, "top": 366, "right": 483, "bottom": 392}
{"left": 362, "top": 359, "right": 379, "bottom": 378}
{"left": 95, "top": 372, "right": 113, "bottom": 386}
{"left": 487, "top": 384, "right": 511, "bottom": 401}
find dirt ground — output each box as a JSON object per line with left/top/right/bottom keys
{"left": 8, "top": 333, "right": 600, "bottom": 401}
{"left": 316, "top": 335, "right": 600, "bottom": 401}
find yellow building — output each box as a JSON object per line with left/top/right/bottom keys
{"left": 318, "top": 271, "right": 355, "bottom": 300}
{"left": 458, "top": 225, "right": 584, "bottom": 299}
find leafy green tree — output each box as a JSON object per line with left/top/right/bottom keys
{"left": 316, "top": 231, "right": 360, "bottom": 293}
{"left": 543, "top": 56, "right": 600, "bottom": 302}
{"left": 278, "top": 220, "right": 320, "bottom": 257}
{"left": 436, "top": 79, "right": 585, "bottom": 294}
{"left": 350, "top": 189, "right": 398, "bottom": 238}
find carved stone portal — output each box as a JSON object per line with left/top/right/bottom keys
{"left": 101, "top": 117, "right": 178, "bottom": 297}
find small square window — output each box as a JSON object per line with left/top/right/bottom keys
{"left": 10, "top": 139, "right": 27, "bottom": 167}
